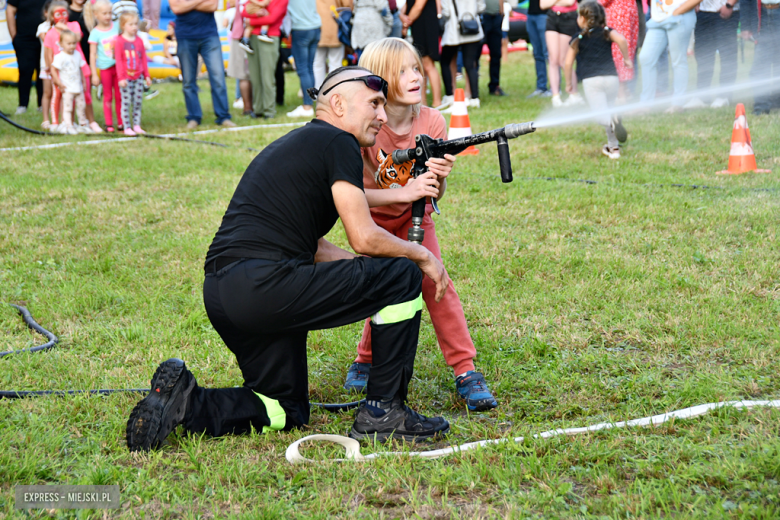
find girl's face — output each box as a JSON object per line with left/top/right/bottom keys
{"left": 52, "top": 7, "right": 69, "bottom": 25}
{"left": 71, "top": 0, "right": 86, "bottom": 6}
{"left": 395, "top": 51, "right": 424, "bottom": 107}
{"left": 96, "top": 5, "right": 112, "bottom": 26}
{"left": 124, "top": 19, "right": 139, "bottom": 36}
{"left": 167, "top": 24, "right": 175, "bottom": 36}
{"left": 576, "top": 15, "right": 586, "bottom": 29}
{"left": 61, "top": 36, "right": 78, "bottom": 54}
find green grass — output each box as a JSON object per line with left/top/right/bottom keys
{"left": 1, "top": 50, "right": 779, "bottom": 519}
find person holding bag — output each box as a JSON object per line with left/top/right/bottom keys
{"left": 439, "top": 0, "right": 485, "bottom": 108}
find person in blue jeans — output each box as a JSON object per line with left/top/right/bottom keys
{"left": 638, "top": 0, "right": 702, "bottom": 111}
{"left": 170, "top": 0, "right": 236, "bottom": 129}
{"left": 526, "top": 0, "right": 551, "bottom": 97}
{"left": 286, "top": 0, "right": 321, "bottom": 118}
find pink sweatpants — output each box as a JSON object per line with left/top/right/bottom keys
{"left": 355, "top": 205, "right": 477, "bottom": 376}
{"left": 100, "top": 66, "right": 123, "bottom": 128}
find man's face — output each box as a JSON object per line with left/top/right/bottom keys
{"left": 340, "top": 80, "right": 388, "bottom": 147}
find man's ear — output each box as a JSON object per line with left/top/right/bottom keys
{"left": 330, "top": 93, "right": 346, "bottom": 117}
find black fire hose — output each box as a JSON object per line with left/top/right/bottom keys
{"left": 1, "top": 304, "right": 364, "bottom": 411}
{"left": 0, "top": 109, "right": 51, "bottom": 135}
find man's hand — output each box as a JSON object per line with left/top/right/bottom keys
{"left": 418, "top": 250, "right": 449, "bottom": 302}
{"left": 719, "top": 3, "right": 733, "bottom": 18}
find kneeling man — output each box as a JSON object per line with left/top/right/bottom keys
{"left": 126, "top": 67, "right": 451, "bottom": 451}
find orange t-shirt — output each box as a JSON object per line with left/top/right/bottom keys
{"left": 362, "top": 106, "right": 447, "bottom": 219}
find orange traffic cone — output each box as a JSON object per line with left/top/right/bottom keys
{"left": 717, "top": 103, "right": 771, "bottom": 175}
{"left": 447, "top": 88, "right": 479, "bottom": 156}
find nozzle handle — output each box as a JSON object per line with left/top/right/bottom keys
{"left": 503, "top": 122, "right": 536, "bottom": 140}
{"left": 497, "top": 134, "right": 512, "bottom": 183}
{"left": 392, "top": 148, "right": 416, "bottom": 164}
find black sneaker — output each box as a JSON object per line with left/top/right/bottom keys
{"left": 349, "top": 398, "right": 450, "bottom": 442}
{"left": 238, "top": 37, "right": 254, "bottom": 55}
{"left": 126, "top": 358, "right": 196, "bottom": 452}
{"left": 490, "top": 86, "right": 508, "bottom": 96}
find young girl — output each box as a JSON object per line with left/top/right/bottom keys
{"left": 564, "top": 1, "right": 630, "bottom": 159}
{"left": 88, "top": 0, "right": 123, "bottom": 132}
{"left": 51, "top": 29, "right": 89, "bottom": 134}
{"left": 37, "top": 2, "right": 53, "bottom": 130}
{"left": 541, "top": 0, "right": 583, "bottom": 107}
{"left": 114, "top": 11, "right": 151, "bottom": 136}
{"left": 67, "top": 0, "right": 102, "bottom": 130}
{"left": 150, "top": 21, "right": 180, "bottom": 67}
{"left": 343, "top": 37, "right": 499, "bottom": 412}
{"left": 44, "top": 1, "right": 100, "bottom": 132}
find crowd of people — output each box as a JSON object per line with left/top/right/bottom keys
{"left": 5, "top": 0, "right": 777, "bottom": 137}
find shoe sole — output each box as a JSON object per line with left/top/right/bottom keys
{"left": 343, "top": 383, "right": 368, "bottom": 393}
{"left": 126, "top": 358, "right": 195, "bottom": 452}
{"left": 348, "top": 424, "right": 450, "bottom": 442}
{"left": 465, "top": 398, "right": 499, "bottom": 412}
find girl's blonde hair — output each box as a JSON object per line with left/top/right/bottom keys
{"left": 359, "top": 37, "right": 425, "bottom": 116}
{"left": 85, "top": 0, "right": 113, "bottom": 31}
{"left": 119, "top": 10, "right": 139, "bottom": 32}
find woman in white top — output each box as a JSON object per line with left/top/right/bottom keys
{"left": 439, "top": 0, "right": 485, "bottom": 107}
{"left": 638, "top": 0, "right": 703, "bottom": 110}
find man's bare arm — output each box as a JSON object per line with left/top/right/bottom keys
{"left": 332, "top": 180, "right": 449, "bottom": 301}
{"left": 314, "top": 237, "right": 358, "bottom": 263}
{"left": 7, "top": 5, "right": 17, "bottom": 40}
{"left": 169, "top": 0, "right": 207, "bottom": 15}
{"left": 195, "top": 0, "right": 219, "bottom": 13}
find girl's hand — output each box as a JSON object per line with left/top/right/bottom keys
{"left": 403, "top": 171, "right": 441, "bottom": 202}
{"left": 624, "top": 58, "right": 633, "bottom": 69}
{"left": 145, "top": 77, "right": 152, "bottom": 87}
{"left": 119, "top": 80, "right": 127, "bottom": 88}
{"left": 424, "top": 153, "right": 456, "bottom": 179}
{"left": 92, "top": 74, "right": 100, "bottom": 86}
{"left": 400, "top": 13, "right": 411, "bottom": 27}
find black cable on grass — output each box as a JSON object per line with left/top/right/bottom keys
{"left": 0, "top": 304, "right": 363, "bottom": 411}
{"left": 141, "top": 133, "right": 260, "bottom": 153}
{"left": 2, "top": 108, "right": 259, "bottom": 152}
{"left": 0, "top": 109, "right": 51, "bottom": 135}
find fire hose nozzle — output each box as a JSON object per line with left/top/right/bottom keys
{"left": 503, "top": 122, "right": 536, "bottom": 140}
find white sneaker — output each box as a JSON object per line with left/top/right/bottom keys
{"left": 683, "top": 97, "right": 706, "bottom": 110}
{"left": 601, "top": 144, "right": 620, "bottom": 159}
{"left": 76, "top": 124, "right": 92, "bottom": 133}
{"left": 436, "top": 95, "right": 454, "bottom": 110}
{"left": 233, "top": 98, "right": 245, "bottom": 110}
{"left": 66, "top": 125, "right": 79, "bottom": 135}
{"left": 711, "top": 97, "right": 729, "bottom": 109}
{"left": 564, "top": 93, "right": 585, "bottom": 106}
{"left": 15, "top": 106, "right": 27, "bottom": 115}
{"left": 286, "top": 105, "right": 314, "bottom": 118}
{"left": 467, "top": 97, "right": 480, "bottom": 108}
{"left": 41, "top": 121, "right": 51, "bottom": 131}
{"left": 552, "top": 94, "right": 563, "bottom": 108}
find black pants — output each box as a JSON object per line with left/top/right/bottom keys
{"left": 695, "top": 11, "right": 739, "bottom": 100}
{"left": 12, "top": 37, "right": 43, "bottom": 109}
{"left": 185, "top": 255, "right": 423, "bottom": 437}
{"left": 440, "top": 41, "right": 482, "bottom": 98}
{"left": 481, "top": 13, "right": 503, "bottom": 93}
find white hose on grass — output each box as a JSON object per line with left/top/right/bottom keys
{"left": 286, "top": 400, "right": 780, "bottom": 464}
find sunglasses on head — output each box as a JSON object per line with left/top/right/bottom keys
{"left": 307, "top": 75, "right": 388, "bottom": 102}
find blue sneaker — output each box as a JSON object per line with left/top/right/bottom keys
{"left": 455, "top": 371, "right": 498, "bottom": 411}
{"left": 343, "top": 362, "right": 371, "bottom": 393}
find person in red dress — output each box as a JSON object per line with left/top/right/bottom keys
{"left": 600, "top": 0, "right": 638, "bottom": 99}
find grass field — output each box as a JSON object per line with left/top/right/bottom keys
{"left": 1, "top": 48, "right": 779, "bottom": 519}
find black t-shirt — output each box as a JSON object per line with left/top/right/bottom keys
{"left": 67, "top": 8, "right": 91, "bottom": 63}
{"left": 570, "top": 27, "right": 617, "bottom": 81}
{"left": 8, "top": 0, "right": 47, "bottom": 40}
{"left": 206, "top": 119, "right": 365, "bottom": 266}
{"left": 527, "top": 0, "right": 548, "bottom": 16}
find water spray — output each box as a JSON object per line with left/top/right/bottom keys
{"left": 534, "top": 77, "right": 779, "bottom": 129}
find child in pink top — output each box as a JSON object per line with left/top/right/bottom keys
{"left": 114, "top": 11, "right": 151, "bottom": 136}
{"left": 344, "top": 38, "right": 499, "bottom": 412}
{"left": 43, "top": 0, "right": 100, "bottom": 131}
